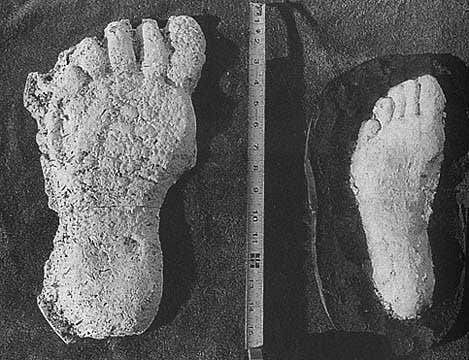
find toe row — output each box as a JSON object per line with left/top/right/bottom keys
{"left": 56, "top": 16, "right": 206, "bottom": 91}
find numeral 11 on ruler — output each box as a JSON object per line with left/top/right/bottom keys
{"left": 245, "top": 2, "right": 265, "bottom": 359}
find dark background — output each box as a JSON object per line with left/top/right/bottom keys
{"left": 0, "top": 0, "right": 468, "bottom": 359}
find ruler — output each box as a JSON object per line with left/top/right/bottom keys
{"left": 245, "top": 2, "right": 265, "bottom": 360}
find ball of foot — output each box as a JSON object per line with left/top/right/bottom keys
{"left": 23, "top": 16, "right": 205, "bottom": 342}
{"left": 350, "top": 75, "right": 446, "bottom": 320}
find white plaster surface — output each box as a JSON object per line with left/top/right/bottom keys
{"left": 23, "top": 16, "right": 205, "bottom": 342}
{"left": 350, "top": 75, "right": 446, "bottom": 320}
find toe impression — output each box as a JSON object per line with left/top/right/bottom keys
{"left": 373, "top": 97, "right": 394, "bottom": 127}
{"left": 71, "top": 37, "right": 108, "bottom": 79}
{"left": 388, "top": 84, "right": 406, "bottom": 120}
{"left": 166, "top": 16, "right": 206, "bottom": 93}
{"left": 418, "top": 75, "right": 446, "bottom": 118}
{"left": 403, "top": 80, "right": 420, "bottom": 117}
{"left": 140, "top": 19, "right": 170, "bottom": 79}
{"left": 105, "top": 20, "right": 137, "bottom": 74}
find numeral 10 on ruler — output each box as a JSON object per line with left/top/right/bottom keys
{"left": 245, "top": 1, "right": 265, "bottom": 354}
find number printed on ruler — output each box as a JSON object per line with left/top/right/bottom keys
{"left": 245, "top": 1, "right": 265, "bottom": 350}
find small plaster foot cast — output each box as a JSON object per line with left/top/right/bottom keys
{"left": 350, "top": 75, "right": 446, "bottom": 320}
{"left": 23, "top": 16, "right": 205, "bottom": 343}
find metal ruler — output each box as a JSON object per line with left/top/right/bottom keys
{"left": 245, "top": 2, "right": 265, "bottom": 360}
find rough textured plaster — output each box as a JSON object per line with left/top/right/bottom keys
{"left": 23, "top": 15, "right": 206, "bottom": 342}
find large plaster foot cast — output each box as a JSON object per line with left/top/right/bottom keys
{"left": 23, "top": 16, "right": 205, "bottom": 343}
{"left": 350, "top": 75, "right": 446, "bottom": 320}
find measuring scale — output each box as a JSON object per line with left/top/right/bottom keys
{"left": 245, "top": 2, "right": 265, "bottom": 360}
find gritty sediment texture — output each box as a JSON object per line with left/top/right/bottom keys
{"left": 350, "top": 75, "right": 446, "bottom": 320}
{"left": 23, "top": 16, "right": 206, "bottom": 342}
{"left": 310, "top": 54, "right": 469, "bottom": 357}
